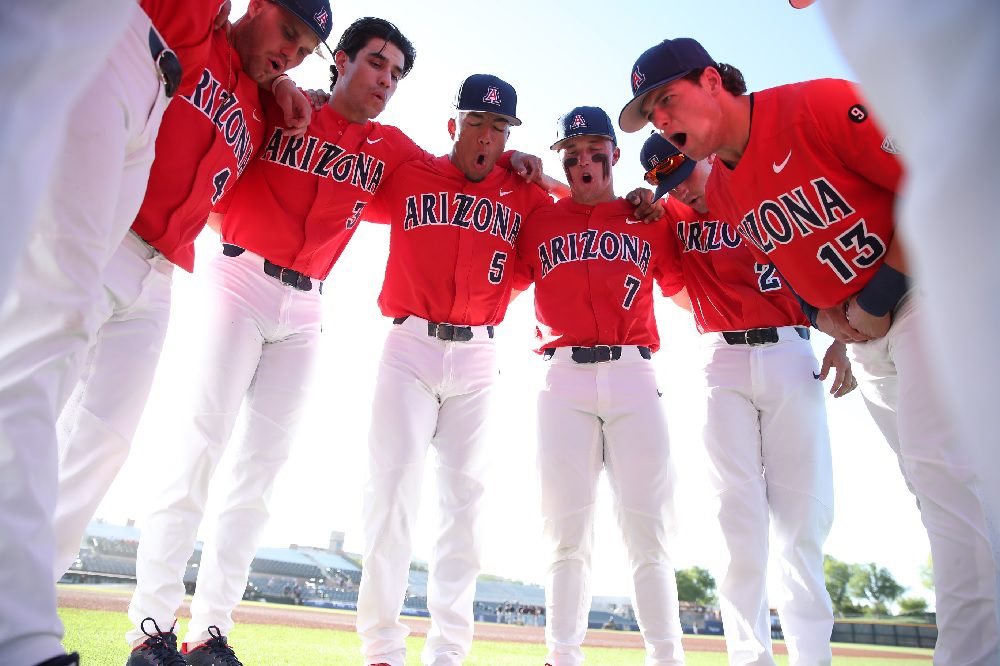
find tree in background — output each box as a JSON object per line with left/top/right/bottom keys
{"left": 675, "top": 566, "right": 717, "bottom": 606}
{"left": 897, "top": 596, "right": 929, "bottom": 615}
{"left": 849, "top": 562, "right": 905, "bottom": 616}
{"left": 824, "top": 555, "right": 856, "bottom": 616}
{"left": 919, "top": 553, "right": 934, "bottom": 592}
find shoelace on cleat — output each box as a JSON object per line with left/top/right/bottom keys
{"left": 137, "top": 618, "right": 186, "bottom": 666}
{"left": 198, "top": 626, "right": 243, "bottom": 666}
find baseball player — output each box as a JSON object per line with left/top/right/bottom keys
{"left": 619, "top": 38, "right": 999, "bottom": 664}
{"left": 513, "top": 106, "right": 684, "bottom": 666}
{"left": 641, "top": 132, "right": 855, "bottom": 665}
{"left": 354, "top": 74, "right": 557, "bottom": 666}
{"left": 122, "top": 17, "right": 430, "bottom": 665}
{"left": 810, "top": 0, "right": 1000, "bottom": 619}
{"left": 0, "top": 3, "right": 227, "bottom": 665}
{"left": 52, "top": 0, "right": 326, "bottom": 610}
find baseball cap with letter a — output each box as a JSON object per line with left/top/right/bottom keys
{"left": 639, "top": 132, "right": 696, "bottom": 203}
{"left": 272, "top": 0, "right": 335, "bottom": 52}
{"left": 453, "top": 74, "right": 522, "bottom": 126}
{"left": 551, "top": 106, "right": 617, "bottom": 150}
{"left": 618, "top": 37, "right": 716, "bottom": 133}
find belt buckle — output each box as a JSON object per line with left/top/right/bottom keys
{"left": 745, "top": 328, "right": 778, "bottom": 346}
{"left": 593, "top": 345, "right": 613, "bottom": 363}
{"left": 432, "top": 323, "right": 453, "bottom": 341}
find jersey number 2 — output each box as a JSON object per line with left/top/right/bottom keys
{"left": 755, "top": 263, "right": 781, "bottom": 292}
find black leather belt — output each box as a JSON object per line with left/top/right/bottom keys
{"left": 722, "top": 327, "right": 810, "bottom": 346}
{"left": 392, "top": 316, "right": 494, "bottom": 341}
{"left": 222, "top": 243, "right": 322, "bottom": 293}
{"left": 543, "top": 345, "right": 652, "bottom": 363}
{"left": 149, "top": 27, "right": 181, "bottom": 98}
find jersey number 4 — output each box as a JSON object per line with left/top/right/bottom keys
{"left": 211, "top": 167, "right": 232, "bottom": 205}
{"left": 816, "top": 218, "right": 886, "bottom": 283}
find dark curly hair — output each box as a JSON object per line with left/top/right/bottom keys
{"left": 329, "top": 17, "right": 416, "bottom": 91}
{"left": 682, "top": 63, "right": 747, "bottom": 96}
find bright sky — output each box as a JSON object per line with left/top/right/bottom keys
{"left": 94, "top": 0, "right": 933, "bottom": 608}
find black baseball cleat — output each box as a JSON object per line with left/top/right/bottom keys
{"left": 125, "top": 617, "right": 186, "bottom": 665}
{"left": 34, "top": 653, "right": 79, "bottom": 666}
{"left": 182, "top": 626, "right": 243, "bottom": 666}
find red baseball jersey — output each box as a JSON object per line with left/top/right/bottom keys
{"left": 132, "top": 30, "right": 265, "bottom": 271}
{"left": 514, "top": 198, "right": 677, "bottom": 352}
{"left": 141, "top": 0, "right": 224, "bottom": 97}
{"left": 366, "top": 155, "right": 552, "bottom": 326}
{"left": 659, "top": 197, "right": 808, "bottom": 333}
{"left": 215, "top": 104, "right": 430, "bottom": 280}
{"left": 705, "top": 79, "right": 902, "bottom": 309}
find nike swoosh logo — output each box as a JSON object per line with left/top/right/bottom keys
{"left": 499, "top": 189, "right": 513, "bottom": 196}
{"left": 625, "top": 219, "right": 642, "bottom": 225}
{"left": 366, "top": 137, "right": 382, "bottom": 144}
{"left": 772, "top": 150, "right": 792, "bottom": 173}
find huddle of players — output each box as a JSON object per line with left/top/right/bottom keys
{"left": 3, "top": 3, "right": 996, "bottom": 666}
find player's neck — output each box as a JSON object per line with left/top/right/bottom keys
{"left": 715, "top": 94, "right": 752, "bottom": 169}
{"left": 327, "top": 92, "right": 370, "bottom": 125}
{"left": 570, "top": 185, "right": 615, "bottom": 207}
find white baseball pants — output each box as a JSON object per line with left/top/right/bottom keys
{"left": 822, "top": 0, "right": 1000, "bottom": 648}
{"left": 356, "top": 316, "right": 497, "bottom": 666}
{"left": 537, "top": 347, "right": 684, "bottom": 666}
{"left": 698, "top": 328, "right": 834, "bottom": 666}
{"left": 53, "top": 231, "right": 174, "bottom": 579}
{"left": 849, "top": 295, "right": 999, "bottom": 665}
{"left": 126, "top": 247, "right": 322, "bottom": 646}
{"left": 0, "top": 6, "right": 167, "bottom": 664}
{"left": 0, "top": 0, "right": 130, "bottom": 302}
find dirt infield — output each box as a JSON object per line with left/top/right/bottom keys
{"left": 58, "top": 586, "right": 930, "bottom": 660}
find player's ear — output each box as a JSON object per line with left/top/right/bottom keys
{"left": 611, "top": 146, "right": 621, "bottom": 166}
{"left": 246, "top": 0, "right": 266, "bottom": 17}
{"left": 447, "top": 117, "right": 457, "bottom": 141}
{"left": 334, "top": 50, "right": 348, "bottom": 77}
{"left": 706, "top": 153, "right": 717, "bottom": 166}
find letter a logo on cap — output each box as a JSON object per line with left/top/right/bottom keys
{"left": 483, "top": 86, "right": 501, "bottom": 106}
{"left": 569, "top": 114, "right": 587, "bottom": 129}
{"left": 314, "top": 9, "right": 329, "bottom": 29}
{"left": 632, "top": 66, "right": 645, "bottom": 94}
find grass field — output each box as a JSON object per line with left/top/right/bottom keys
{"left": 60, "top": 607, "right": 934, "bottom": 665}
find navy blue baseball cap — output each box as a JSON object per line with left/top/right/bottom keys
{"left": 639, "top": 132, "right": 696, "bottom": 202}
{"left": 551, "top": 106, "right": 617, "bottom": 150}
{"left": 453, "top": 74, "right": 521, "bottom": 126}
{"left": 618, "top": 38, "right": 716, "bottom": 134}
{"left": 274, "top": 0, "right": 334, "bottom": 49}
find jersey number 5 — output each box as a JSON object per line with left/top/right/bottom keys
{"left": 488, "top": 251, "right": 507, "bottom": 285}
{"left": 816, "top": 218, "right": 886, "bottom": 283}
{"left": 622, "top": 275, "right": 641, "bottom": 309}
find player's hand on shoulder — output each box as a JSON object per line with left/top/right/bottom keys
{"left": 845, "top": 295, "right": 891, "bottom": 340}
{"left": 815, "top": 300, "right": 873, "bottom": 344}
{"left": 303, "top": 89, "right": 331, "bottom": 111}
{"left": 511, "top": 151, "right": 543, "bottom": 184}
{"left": 274, "top": 78, "right": 311, "bottom": 138}
{"left": 625, "top": 188, "right": 662, "bottom": 224}
{"left": 816, "top": 340, "right": 857, "bottom": 398}
{"left": 214, "top": 0, "right": 232, "bottom": 32}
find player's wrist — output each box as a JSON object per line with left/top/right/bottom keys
{"left": 855, "top": 263, "right": 910, "bottom": 317}
{"left": 270, "top": 74, "right": 291, "bottom": 95}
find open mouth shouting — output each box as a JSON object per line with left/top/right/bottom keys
{"left": 668, "top": 132, "right": 687, "bottom": 148}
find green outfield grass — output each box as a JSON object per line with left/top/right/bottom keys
{"left": 60, "top": 607, "right": 931, "bottom": 665}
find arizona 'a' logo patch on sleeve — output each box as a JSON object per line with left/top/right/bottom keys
{"left": 881, "top": 135, "right": 900, "bottom": 155}
{"left": 482, "top": 86, "right": 501, "bottom": 106}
